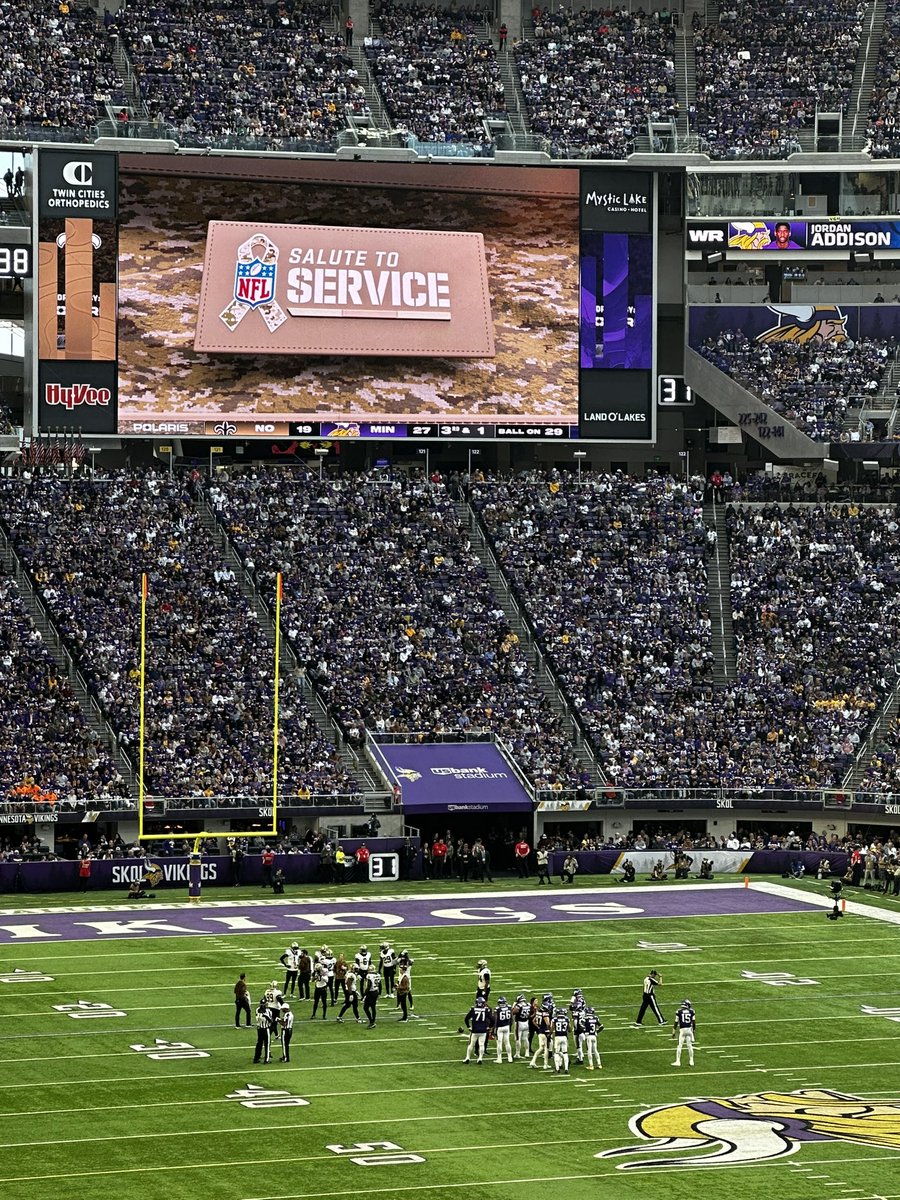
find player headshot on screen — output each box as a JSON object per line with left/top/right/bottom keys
{"left": 770, "top": 221, "right": 802, "bottom": 249}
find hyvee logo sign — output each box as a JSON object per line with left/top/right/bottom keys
{"left": 38, "top": 361, "right": 117, "bottom": 433}
{"left": 38, "top": 149, "right": 118, "bottom": 219}
{"left": 195, "top": 221, "right": 495, "bottom": 359}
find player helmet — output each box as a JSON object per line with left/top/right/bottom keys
{"left": 475, "top": 997, "right": 486, "bottom": 1008}
{"left": 477, "top": 959, "right": 488, "bottom": 969}
{"left": 380, "top": 942, "right": 389, "bottom": 950}
{"left": 291, "top": 941, "right": 299, "bottom": 950}
{"left": 573, "top": 988, "right": 582, "bottom": 996}
{"left": 585, "top": 1006, "right": 595, "bottom": 1015}
{"left": 497, "top": 995, "right": 507, "bottom": 1005}
{"left": 360, "top": 945, "right": 368, "bottom": 952}
{"left": 282, "top": 1003, "right": 290, "bottom": 1010}
{"left": 682, "top": 998, "right": 692, "bottom": 1007}
{"left": 271, "top": 979, "right": 278, "bottom": 988}
{"left": 516, "top": 994, "right": 526, "bottom": 1004}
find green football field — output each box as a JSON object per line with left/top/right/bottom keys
{"left": 0, "top": 878, "right": 898, "bottom": 1200}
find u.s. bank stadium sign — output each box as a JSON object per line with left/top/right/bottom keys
{"left": 194, "top": 221, "right": 495, "bottom": 359}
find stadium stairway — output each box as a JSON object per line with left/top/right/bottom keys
{"left": 849, "top": 0, "right": 887, "bottom": 142}
{"left": 492, "top": 26, "right": 530, "bottom": 139}
{"left": 842, "top": 675, "right": 900, "bottom": 790}
{"left": 704, "top": 498, "right": 738, "bottom": 688}
{"left": 347, "top": 44, "right": 398, "bottom": 142}
{"left": 454, "top": 499, "right": 606, "bottom": 788}
{"left": 0, "top": 522, "right": 139, "bottom": 797}
{"left": 674, "top": 16, "right": 695, "bottom": 147}
{"left": 197, "top": 501, "right": 381, "bottom": 797}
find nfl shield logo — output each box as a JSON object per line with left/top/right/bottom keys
{"left": 234, "top": 258, "right": 276, "bottom": 309}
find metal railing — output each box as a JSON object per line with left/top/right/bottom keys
{"left": 536, "top": 785, "right": 899, "bottom": 809}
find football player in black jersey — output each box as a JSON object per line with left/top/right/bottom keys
{"left": 512, "top": 994, "right": 530, "bottom": 1059}
{"left": 580, "top": 1005, "right": 603, "bottom": 1069}
{"left": 463, "top": 996, "right": 491, "bottom": 1063}
{"left": 493, "top": 995, "right": 514, "bottom": 1063}
{"left": 551, "top": 1007, "right": 571, "bottom": 1074}
{"left": 528, "top": 1003, "right": 551, "bottom": 1070}
{"left": 671, "top": 998, "right": 696, "bottom": 1067}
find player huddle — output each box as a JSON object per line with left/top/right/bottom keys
{"left": 275, "top": 940, "right": 413, "bottom": 1027}
{"left": 461, "top": 959, "right": 697, "bottom": 1071}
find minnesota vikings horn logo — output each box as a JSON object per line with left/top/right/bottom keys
{"left": 728, "top": 220, "right": 772, "bottom": 250}
{"left": 396, "top": 768, "right": 422, "bottom": 783}
{"left": 597, "top": 1089, "right": 900, "bottom": 1170}
{"left": 756, "top": 304, "right": 848, "bottom": 346}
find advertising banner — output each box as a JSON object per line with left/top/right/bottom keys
{"left": 578, "top": 168, "right": 654, "bottom": 443}
{"left": 194, "top": 221, "right": 495, "bottom": 359}
{"left": 37, "top": 359, "right": 117, "bottom": 434}
{"left": 38, "top": 150, "right": 118, "bottom": 221}
{"left": 689, "top": 303, "right": 900, "bottom": 350}
{"left": 727, "top": 218, "right": 900, "bottom": 251}
{"left": 372, "top": 741, "right": 533, "bottom": 813}
{"left": 581, "top": 169, "right": 651, "bottom": 235}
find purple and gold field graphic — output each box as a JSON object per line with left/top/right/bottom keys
{"left": 117, "top": 170, "right": 579, "bottom": 431}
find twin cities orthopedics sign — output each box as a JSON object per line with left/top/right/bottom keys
{"left": 578, "top": 169, "right": 654, "bottom": 441}
{"left": 194, "top": 221, "right": 495, "bottom": 358}
{"left": 36, "top": 148, "right": 119, "bottom": 433}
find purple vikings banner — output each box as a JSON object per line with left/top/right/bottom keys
{"left": 372, "top": 742, "right": 533, "bottom": 813}
{"left": 690, "top": 304, "right": 900, "bottom": 351}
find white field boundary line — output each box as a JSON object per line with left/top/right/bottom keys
{"left": 752, "top": 881, "right": 900, "bottom": 926}
{"left": 0, "top": 914, "right": 857, "bottom": 960}
{"left": 0, "top": 1056, "right": 898, "bottom": 1094}
{"left": 6, "top": 936, "right": 900, "bottom": 985}
{"left": 4, "top": 1146, "right": 898, "bottom": 1190}
{"left": 8, "top": 1032, "right": 900, "bottom": 1072}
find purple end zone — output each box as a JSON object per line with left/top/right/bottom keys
{"left": 0, "top": 885, "right": 816, "bottom": 943}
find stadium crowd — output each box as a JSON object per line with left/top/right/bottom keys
{"left": 0, "top": 472, "right": 357, "bottom": 800}
{"left": 473, "top": 474, "right": 900, "bottom": 791}
{"left": 0, "top": 0, "right": 122, "bottom": 137}
{"left": 366, "top": 1, "right": 504, "bottom": 146}
{"left": 210, "top": 469, "right": 585, "bottom": 790}
{"left": 514, "top": 6, "right": 677, "bottom": 157}
{"left": 0, "top": 569, "right": 128, "bottom": 807}
{"left": 697, "top": 330, "right": 891, "bottom": 443}
{"left": 691, "top": 0, "right": 863, "bottom": 159}
{"left": 867, "top": 0, "right": 900, "bottom": 158}
{"left": 115, "top": 0, "right": 368, "bottom": 146}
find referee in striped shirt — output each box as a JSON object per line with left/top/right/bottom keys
{"left": 632, "top": 970, "right": 665, "bottom": 1027}
{"left": 280, "top": 1004, "right": 294, "bottom": 1062}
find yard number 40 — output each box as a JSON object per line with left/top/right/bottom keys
{"left": 326, "top": 1141, "right": 425, "bottom": 1166}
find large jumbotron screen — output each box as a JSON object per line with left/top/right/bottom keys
{"left": 116, "top": 158, "right": 585, "bottom": 438}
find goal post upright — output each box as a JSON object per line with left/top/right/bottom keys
{"left": 271, "top": 571, "right": 282, "bottom": 835}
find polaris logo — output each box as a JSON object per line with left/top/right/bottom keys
{"left": 133, "top": 423, "right": 189, "bottom": 433}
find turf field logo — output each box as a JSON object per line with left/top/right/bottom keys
{"left": 597, "top": 1089, "right": 900, "bottom": 1170}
